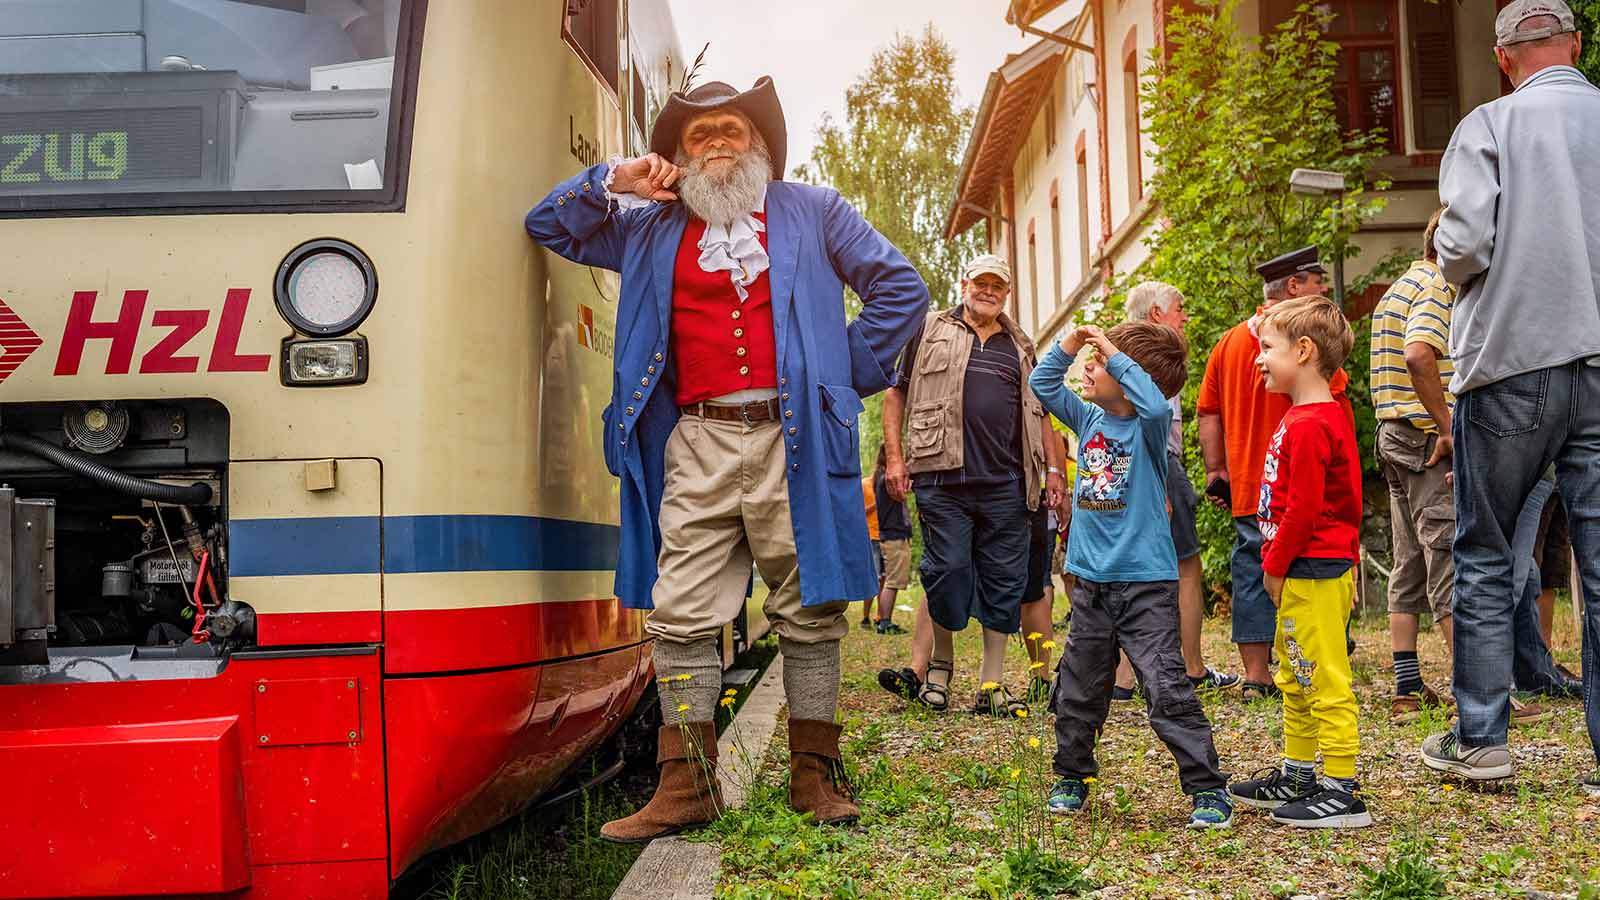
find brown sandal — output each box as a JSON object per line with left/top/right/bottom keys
{"left": 915, "top": 660, "right": 953, "bottom": 711}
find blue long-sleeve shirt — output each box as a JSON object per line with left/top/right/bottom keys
{"left": 1028, "top": 343, "right": 1178, "bottom": 582}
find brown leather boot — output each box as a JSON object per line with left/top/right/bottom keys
{"left": 787, "top": 718, "right": 859, "bottom": 826}
{"left": 600, "top": 722, "right": 722, "bottom": 843}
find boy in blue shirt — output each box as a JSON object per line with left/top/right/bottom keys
{"left": 1029, "top": 322, "right": 1232, "bottom": 829}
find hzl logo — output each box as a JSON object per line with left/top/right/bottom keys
{"left": 0, "top": 288, "right": 271, "bottom": 386}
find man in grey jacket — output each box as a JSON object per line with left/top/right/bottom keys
{"left": 1418, "top": 0, "right": 1600, "bottom": 797}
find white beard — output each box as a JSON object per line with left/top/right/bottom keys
{"left": 675, "top": 135, "right": 772, "bottom": 227}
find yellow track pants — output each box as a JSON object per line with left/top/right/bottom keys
{"left": 1274, "top": 571, "right": 1359, "bottom": 780}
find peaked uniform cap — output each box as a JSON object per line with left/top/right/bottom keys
{"left": 1255, "top": 246, "right": 1326, "bottom": 282}
{"left": 649, "top": 76, "right": 787, "bottom": 180}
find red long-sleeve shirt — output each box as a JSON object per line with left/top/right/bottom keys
{"left": 1257, "top": 401, "right": 1362, "bottom": 578}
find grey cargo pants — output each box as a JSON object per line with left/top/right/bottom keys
{"left": 1052, "top": 578, "right": 1225, "bottom": 794}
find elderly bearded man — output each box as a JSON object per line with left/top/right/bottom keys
{"left": 526, "top": 78, "right": 928, "bottom": 841}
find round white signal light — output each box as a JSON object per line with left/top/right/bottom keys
{"left": 274, "top": 239, "right": 378, "bottom": 337}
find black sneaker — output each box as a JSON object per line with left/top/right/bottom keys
{"left": 1191, "top": 667, "right": 1243, "bottom": 692}
{"left": 875, "top": 620, "right": 907, "bottom": 635}
{"left": 1111, "top": 685, "right": 1136, "bottom": 703}
{"left": 1227, "top": 767, "right": 1313, "bottom": 810}
{"left": 1270, "top": 782, "right": 1372, "bottom": 829}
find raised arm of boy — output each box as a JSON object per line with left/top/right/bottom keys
{"left": 1081, "top": 329, "right": 1168, "bottom": 422}
{"left": 1029, "top": 328, "right": 1096, "bottom": 435}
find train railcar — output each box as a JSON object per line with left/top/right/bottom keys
{"left": 0, "top": 2, "right": 725, "bottom": 897}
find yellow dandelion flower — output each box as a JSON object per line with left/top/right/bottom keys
{"left": 1016, "top": 709, "right": 1029, "bottom": 719}
{"left": 728, "top": 744, "right": 737, "bottom": 754}
{"left": 1028, "top": 737, "right": 1041, "bottom": 750}
{"left": 1083, "top": 776, "right": 1098, "bottom": 785}
{"left": 1041, "top": 640, "right": 1057, "bottom": 651}
{"left": 724, "top": 688, "right": 738, "bottom": 696}
{"left": 1027, "top": 631, "right": 1043, "bottom": 641}
{"left": 719, "top": 697, "right": 735, "bottom": 708}
{"left": 675, "top": 673, "right": 693, "bottom": 682}
{"left": 1029, "top": 661, "right": 1045, "bottom": 670}
{"left": 980, "top": 681, "right": 1001, "bottom": 691}
{"left": 1010, "top": 768, "right": 1021, "bottom": 780}
{"left": 676, "top": 702, "right": 690, "bottom": 713}
{"left": 657, "top": 676, "right": 672, "bottom": 685}
{"left": 1442, "top": 784, "right": 1455, "bottom": 793}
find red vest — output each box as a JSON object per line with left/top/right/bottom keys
{"left": 670, "top": 214, "right": 779, "bottom": 405}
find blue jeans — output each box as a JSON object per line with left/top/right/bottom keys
{"left": 1453, "top": 362, "right": 1600, "bottom": 760}
{"left": 1230, "top": 516, "right": 1277, "bottom": 644}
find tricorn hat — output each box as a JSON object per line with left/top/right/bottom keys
{"left": 649, "top": 76, "right": 787, "bottom": 180}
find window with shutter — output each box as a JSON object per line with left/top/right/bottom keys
{"left": 1407, "top": 0, "right": 1459, "bottom": 150}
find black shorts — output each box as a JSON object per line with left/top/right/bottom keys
{"left": 1025, "top": 498, "right": 1056, "bottom": 603}
{"left": 916, "top": 480, "right": 1029, "bottom": 633}
{"left": 1166, "top": 453, "right": 1201, "bottom": 561}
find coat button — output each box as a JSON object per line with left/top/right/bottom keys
{"left": 633, "top": 391, "right": 642, "bottom": 400}
{"left": 557, "top": 197, "right": 566, "bottom": 206}
{"left": 779, "top": 377, "right": 786, "bottom": 386}
{"left": 735, "top": 347, "right": 747, "bottom": 358}
{"left": 641, "top": 377, "right": 649, "bottom": 386}
{"left": 739, "top": 365, "right": 750, "bottom": 375}
{"left": 647, "top": 365, "right": 657, "bottom": 374}
{"left": 626, "top": 406, "right": 635, "bottom": 415}
{"left": 784, "top": 410, "right": 793, "bottom": 419}
{"left": 781, "top": 392, "right": 789, "bottom": 401}
{"left": 582, "top": 183, "right": 591, "bottom": 192}
{"left": 567, "top": 191, "right": 575, "bottom": 198}
{"left": 788, "top": 427, "right": 796, "bottom": 436}
{"left": 654, "top": 352, "right": 664, "bottom": 362}
{"left": 617, "top": 423, "right": 624, "bottom": 430}
{"left": 791, "top": 463, "right": 799, "bottom": 472}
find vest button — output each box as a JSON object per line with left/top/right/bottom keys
{"left": 733, "top": 328, "right": 744, "bottom": 338}
{"left": 735, "top": 347, "right": 747, "bottom": 358}
{"left": 731, "top": 310, "right": 741, "bottom": 320}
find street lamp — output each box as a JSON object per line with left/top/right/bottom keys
{"left": 1289, "top": 167, "right": 1348, "bottom": 306}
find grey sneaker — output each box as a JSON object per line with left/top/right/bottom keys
{"left": 1583, "top": 771, "right": 1600, "bottom": 798}
{"left": 1420, "top": 732, "right": 1513, "bottom": 780}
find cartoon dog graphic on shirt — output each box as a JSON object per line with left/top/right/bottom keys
{"left": 1257, "top": 423, "right": 1287, "bottom": 539}
{"left": 1076, "top": 432, "right": 1132, "bottom": 511}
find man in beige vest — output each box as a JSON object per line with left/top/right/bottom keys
{"left": 875, "top": 255, "right": 1065, "bottom": 715}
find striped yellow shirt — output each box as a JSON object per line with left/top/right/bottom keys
{"left": 1369, "top": 259, "right": 1456, "bottom": 431}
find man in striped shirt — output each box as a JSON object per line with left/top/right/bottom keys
{"left": 1369, "top": 208, "right": 1456, "bottom": 723}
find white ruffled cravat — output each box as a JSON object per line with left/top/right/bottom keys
{"left": 604, "top": 157, "right": 770, "bottom": 302}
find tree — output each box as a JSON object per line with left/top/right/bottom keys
{"left": 1577, "top": 0, "right": 1600, "bottom": 84}
{"left": 1100, "top": 0, "right": 1410, "bottom": 587}
{"left": 795, "top": 25, "right": 988, "bottom": 474}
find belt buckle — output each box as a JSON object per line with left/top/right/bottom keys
{"left": 740, "top": 402, "right": 756, "bottom": 426}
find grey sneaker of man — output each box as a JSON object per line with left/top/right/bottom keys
{"left": 1583, "top": 771, "right": 1600, "bottom": 798}
{"left": 1419, "top": 731, "right": 1513, "bottom": 780}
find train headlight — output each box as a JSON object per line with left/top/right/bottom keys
{"left": 282, "top": 338, "right": 368, "bottom": 387}
{"left": 274, "top": 239, "right": 377, "bottom": 337}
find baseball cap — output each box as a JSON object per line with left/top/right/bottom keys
{"left": 963, "top": 254, "right": 1011, "bottom": 284}
{"left": 1495, "top": 0, "right": 1577, "bottom": 46}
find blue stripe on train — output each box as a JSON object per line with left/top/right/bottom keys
{"left": 229, "top": 515, "right": 621, "bottom": 577}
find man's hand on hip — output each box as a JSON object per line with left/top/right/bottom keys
{"left": 610, "top": 153, "right": 681, "bottom": 201}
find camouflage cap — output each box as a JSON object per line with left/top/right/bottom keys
{"left": 1495, "top": 0, "right": 1577, "bottom": 46}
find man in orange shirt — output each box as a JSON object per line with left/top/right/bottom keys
{"left": 1197, "top": 247, "right": 1350, "bottom": 698}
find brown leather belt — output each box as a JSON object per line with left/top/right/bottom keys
{"left": 678, "top": 398, "right": 781, "bottom": 424}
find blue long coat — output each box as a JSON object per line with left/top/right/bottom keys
{"left": 525, "top": 164, "right": 929, "bottom": 609}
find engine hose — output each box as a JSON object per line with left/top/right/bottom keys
{"left": 0, "top": 432, "right": 213, "bottom": 505}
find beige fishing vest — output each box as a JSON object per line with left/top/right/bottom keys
{"left": 902, "top": 308, "right": 1046, "bottom": 511}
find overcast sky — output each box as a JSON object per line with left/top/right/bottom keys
{"left": 663, "top": 1, "right": 1057, "bottom": 173}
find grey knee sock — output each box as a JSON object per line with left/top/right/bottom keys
{"left": 780, "top": 637, "right": 841, "bottom": 722}
{"left": 654, "top": 637, "right": 721, "bottom": 724}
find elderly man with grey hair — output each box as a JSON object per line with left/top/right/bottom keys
{"left": 1120, "top": 282, "right": 1240, "bottom": 695}
{"left": 1418, "top": 0, "right": 1600, "bottom": 797}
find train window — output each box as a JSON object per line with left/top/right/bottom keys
{"left": 565, "top": 0, "right": 621, "bottom": 94}
{"left": 0, "top": 0, "right": 419, "bottom": 215}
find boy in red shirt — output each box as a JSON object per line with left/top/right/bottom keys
{"left": 1228, "top": 297, "right": 1370, "bottom": 829}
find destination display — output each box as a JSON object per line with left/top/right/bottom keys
{"left": 0, "top": 107, "right": 203, "bottom": 187}
{"left": 0, "top": 72, "right": 241, "bottom": 196}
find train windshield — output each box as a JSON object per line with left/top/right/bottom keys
{"left": 0, "top": 0, "right": 417, "bottom": 214}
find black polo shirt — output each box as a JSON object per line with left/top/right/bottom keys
{"left": 896, "top": 311, "right": 1024, "bottom": 488}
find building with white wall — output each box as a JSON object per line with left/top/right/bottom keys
{"left": 948, "top": 0, "right": 1508, "bottom": 347}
